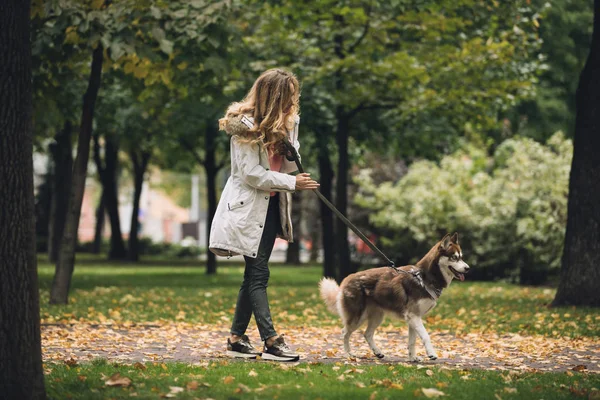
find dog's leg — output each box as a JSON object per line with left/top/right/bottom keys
{"left": 407, "top": 325, "right": 421, "bottom": 362}
{"left": 342, "top": 323, "right": 359, "bottom": 358}
{"left": 364, "top": 309, "right": 385, "bottom": 359}
{"left": 407, "top": 316, "right": 437, "bottom": 360}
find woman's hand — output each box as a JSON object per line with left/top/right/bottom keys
{"left": 295, "top": 173, "right": 320, "bottom": 191}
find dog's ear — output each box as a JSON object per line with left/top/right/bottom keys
{"left": 440, "top": 233, "right": 451, "bottom": 250}
{"left": 450, "top": 232, "right": 459, "bottom": 244}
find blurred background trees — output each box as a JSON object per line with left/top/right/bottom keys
{"left": 28, "top": 0, "right": 596, "bottom": 301}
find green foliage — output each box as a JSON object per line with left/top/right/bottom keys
{"left": 515, "top": 0, "right": 593, "bottom": 140}
{"left": 355, "top": 133, "right": 572, "bottom": 283}
{"left": 243, "top": 0, "right": 544, "bottom": 158}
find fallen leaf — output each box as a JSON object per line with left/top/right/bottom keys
{"left": 356, "top": 382, "right": 366, "bottom": 388}
{"left": 422, "top": 388, "right": 445, "bottom": 398}
{"left": 248, "top": 369, "right": 258, "bottom": 377}
{"left": 234, "top": 384, "right": 251, "bottom": 394}
{"left": 105, "top": 373, "right": 132, "bottom": 387}
{"left": 426, "top": 369, "right": 434, "bottom": 376}
{"left": 223, "top": 376, "right": 235, "bottom": 384}
{"left": 503, "top": 387, "right": 517, "bottom": 394}
{"left": 572, "top": 365, "right": 587, "bottom": 372}
{"left": 369, "top": 391, "right": 378, "bottom": 400}
{"left": 64, "top": 358, "right": 78, "bottom": 367}
{"left": 186, "top": 381, "right": 198, "bottom": 390}
{"left": 133, "top": 362, "right": 146, "bottom": 370}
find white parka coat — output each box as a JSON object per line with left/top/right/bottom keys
{"left": 209, "top": 116, "right": 301, "bottom": 258}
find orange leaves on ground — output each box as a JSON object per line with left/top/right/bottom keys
{"left": 223, "top": 375, "right": 235, "bottom": 384}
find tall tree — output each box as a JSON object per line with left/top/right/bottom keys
{"left": 0, "top": 0, "right": 46, "bottom": 397}
{"left": 552, "top": 0, "right": 600, "bottom": 307}
{"left": 245, "top": 0, "right": 543, "bottom": 280}
{"left": 35, "top": 0, "right": 232, "bottom": 301}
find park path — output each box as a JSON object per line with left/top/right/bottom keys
{"left": 41, "top": 323, "right": 599, "bottom": 374}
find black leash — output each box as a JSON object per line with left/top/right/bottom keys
{"left": 282, "top": 138, "right": 395, "bottom": 269}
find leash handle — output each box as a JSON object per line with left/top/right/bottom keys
{"left": 282, "top": 137, "right": 395, "bottom": 268}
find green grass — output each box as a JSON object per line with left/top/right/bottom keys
{"left": 45, "top": 360, "right": 600, "bottom": 400}
{"left": 38, "top": 257, "right": 600, "bottom": 338}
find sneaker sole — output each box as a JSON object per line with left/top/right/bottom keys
{"left": 261, "top": 352, "right": 300, "bottom": 362}
{"left": 226, "top": 350, "right": 259, "bottom": 359}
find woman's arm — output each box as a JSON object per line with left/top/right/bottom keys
{"left": 234, "top": 136, "right": 296, "bottom": 192}
{"left": 280, "top": 116, "right": 301, "bottom": 174}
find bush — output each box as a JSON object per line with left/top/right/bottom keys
{"left": 355, "top": 133, "right": 572, "bottom": 284}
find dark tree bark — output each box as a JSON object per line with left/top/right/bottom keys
{"left": 203, "top": 125, "right": 221, "bottom": 275}
{"left": 50, "top": 45, "right": 103, "bottom": 304}
{"left": 180, "top": 128, "right": 224, "bottom": 275}
{"left": 318, "top": 139, "right": 336, "bottom": 279}
{"left": 552, "top": 0, "right": 600, "bottom": 307}
{"left": 286, "top": 192, "right": 302, "bottom": 264}
{"left": 93, "top": 133, "right": 127, "bottom": 259}
{"left": 128, "top": 150, "right": 150, "bottom": 262}
{"left": 335, "top": 112, "right": 353, "bottom": 281}
{"left": 92, "top": 191, "right": 105, "bottom": 254}
{"left": 48, "top": 121, "right": 73, "bottom": 262}
{"left": 0, "top": 1, "right": 47, "bottom": 397}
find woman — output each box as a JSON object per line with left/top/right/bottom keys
{"left": 209, "top": 69, "right": 319, "bottom": 361}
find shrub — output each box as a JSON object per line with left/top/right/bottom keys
{"left": 355, "top": 133, "right": 572, "bottom": 284}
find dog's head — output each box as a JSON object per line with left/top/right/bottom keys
{"left": 437, "top": 233, "right": 470, "bottom": 282}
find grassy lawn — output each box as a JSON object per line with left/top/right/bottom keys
{"left": 46, "top": 359, "right": 600, "bottom": 400}
{"left": 39, "top": 256, "right": 600, "bottom": 399}
{"left": 38, "top": 256, "right": 599, "bottom": 339}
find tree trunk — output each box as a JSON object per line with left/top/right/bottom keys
{"left": 92, "top": 190, "right": 105, "bottom": 254}
{"left": 552, "top": 0, "right": 600, "bottom": 307}
{"left": 128, "top": 150, "right": 150, "bottom": 262}
{"left": 318, "top": 139, "right": 336, "bottom": 279}
{"left": 93, "top": 133, "right": 126, "bottom": 259}
{"left": 204, "top": 124, "right": 223, "bottom": 274}
{"left": 335, "top": 112, "right": 353, "bottom": 281}
{"left": 0, "top": 0, "right": 47, "bottom": 397}
{"left": 48, "top": 121, "right": 73, "bottom": 262}
{"left": 286, "top": 192, "right": 302, "bottom": 264}
{"left": 50, "top": 44, "right": 103, "bottom": 304}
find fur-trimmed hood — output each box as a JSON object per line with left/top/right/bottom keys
{"left": 219, "top": 114, "right": 256, "bottom": 138}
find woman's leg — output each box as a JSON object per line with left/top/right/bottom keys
{"left": 230, "top": 195, "right": 280, "bottom": 340}
{"left": 248, "top": 195, "right": 280, "bottom": 341}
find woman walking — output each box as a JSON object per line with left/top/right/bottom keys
{"left": 210, "top": 69, "right": 319, "bottom": 361}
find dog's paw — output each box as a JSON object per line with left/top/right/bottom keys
{"left": 409, "top": 356, "right": 422, "bottom": 363}
{"left": 428, "top": 354, "right": 438, "bottom": 360}
{"left": 346, "top": 352, "right": 358, "bottom": 359}
{"left": 375, "top": 353, "right": 385, "bottom": 359}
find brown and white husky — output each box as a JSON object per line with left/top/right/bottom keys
{"left": 319, "top": 233, "right": 470, "bottom": 361}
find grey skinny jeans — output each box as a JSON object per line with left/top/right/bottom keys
{"left": 230, "top": 193, "right": 281, "bottom": 341}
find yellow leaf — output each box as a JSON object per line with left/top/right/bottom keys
{"left": 91, "top": 0, "right": 104, "bottom": 9}
{"left": 177, "top": 62, "right": 188, "bottom": 71}
{"left": 133, "top": 65, "right": 149, "bottom": 79}
{"left": 426, "top": 369, "right": 434, "bottom": 376}
{"left": 248, "top": 369, "right": 258, "bottom": 377}
{"left": 223, "top": 376, "right": 235, "bottom": 384}
{"left": 422, "top": 387, "right": 445, "bottom": 398}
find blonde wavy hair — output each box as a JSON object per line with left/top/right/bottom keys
{"left": 219, "top": 68, "right": 300, "bottom": 154}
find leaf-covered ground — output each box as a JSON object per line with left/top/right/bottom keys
{"left": 38, "top": 259, "right": 600, "bottom": 398}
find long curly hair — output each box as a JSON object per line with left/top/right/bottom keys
{"left": 219, "top": 68, "right": 300, "bottom": 154}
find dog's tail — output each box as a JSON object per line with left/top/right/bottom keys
{"left": 319, "top": 277, "right": 340, "bottom": 316}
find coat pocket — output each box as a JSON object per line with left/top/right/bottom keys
{"left": 227, "top": 191, "right": 254, "bottom": 211}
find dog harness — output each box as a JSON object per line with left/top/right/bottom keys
{"left": 391, "top": 266, "right": 442, "bottom": 300}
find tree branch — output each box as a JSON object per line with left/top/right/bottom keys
{"left": 179, "top": 138, "right": 205, "bottom": 166}
{"left": 347, "top": 9, "right": 371, "bottom": 54}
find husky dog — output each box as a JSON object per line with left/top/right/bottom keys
{"left": 319, "top": 233, "right": 470, "bottom": 361}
